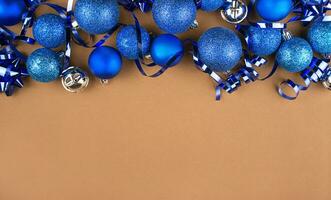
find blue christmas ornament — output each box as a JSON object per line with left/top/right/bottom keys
{"left": 88, "top": 46, "right": 122, "bottom": 79}
{"left": 276, "top": 37, "right": 313, "bottom": 73}
{"left": 74, "top": 0, "right": 120, "bottom": 34}
{"left": 0, "top": 0, "right": 26, "bottom": 26}
{"left": 201, "top": 0, "right": 225, "bottom": 12}
{"left": 255, "top": 0, "right": 293, "bottom": 22}
{"left": 27, "top": 48, "right": 62, "bottom": 83}
{"left": 152, "top": 0, "right": 197, "bottom": 34}
{"left": 198, "top": 27, "right": 242, "bottom": 72}
{"left": 150, "top": 34, "right": 184, "bottom": 67}
{"left": 33, "top": 14, "right": 66, "bottom": 49}
{"left": 116, "top": 25, "right": 151, "bottom": 60}
{"left": 307, "top": 21, "right": 331, "bottom": 55}
{"left": 248, "top": 26, "right": 282, "bottom": 56}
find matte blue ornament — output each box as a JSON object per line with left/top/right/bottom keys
{"left": 152, "top": 0, "right": 197, "bottom": 34}
{"left": 307, "top": 21, "right": 331, "bottom": 55}
{"left": 116, "top": 25, "right": 151, "bottom": 60}
{"left": 201, "top": 0, "right": 225, "bottom": 12}
{"left": 74, "top": 0, "right": 120, "bottom": 34}
{"left": 33, "top": 14, "right": 66, "bottom": 49}
{"left": 0, "top": 0, "right": 26, "bottom": 26}
{"left": 248, "top": 26, "right": 282, "bottom": 56}
{"left": 27, "top": 48, "right": 62, "bottom": 83}
{"left": 197, "top": 27, "right": 242, "bottom": 72}
{"left": 276, "top": 37, "right": 313, "bottom": 73}
{"left": 88, "top": 46, "right": 122, "bottom": 79}
{"left": 150, "top": 34, "right": 184, "bottom": 67}
{"left": 255, "top": 0, "right": 293, "bottom": 22}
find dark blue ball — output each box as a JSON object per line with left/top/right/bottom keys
{"left": 198, "top": 27, "right": 242, "bottom": 72}
{"left": 33, "top": 14, "right": 66, "bottom": 49}
{"left": 307, "top": 21, "right": 331, "bottom": 55}
{"left": 201, "top": 0, "right": 225, "bottom": 12}
{"left": 0, "top": 0, "right": 26, "bottom": 26}
{"left": 152, "top": 0, "right": 197, "bottom": 34}
{"left": 276, "top": 37, "right": 313, "bottom": 73}
{"left": 150, "top": 34, "right": 184, "bottom": 67}
{"left": 248, "top": 26, "right": 282, "bottom": 56}
{"left": 88, "top": 46, "right": 122, "bottom": 79}
{"left": 116, "top": 25, "right": 151, "bottom": 60}
{"left": 74, "top": 0, "right": 120, "bottom": 34}
{"left": 27, "top": 48, "right": 61, "bottom": 83}
{"left": 255, "top": 0, "right": 293, "bottom": 22}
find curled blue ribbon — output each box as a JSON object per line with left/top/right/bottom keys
{"left": 117, "top": 0, "right": 154, "bottom": 12}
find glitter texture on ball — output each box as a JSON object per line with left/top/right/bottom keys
{"left": 116, "top": 25, "right": 151, "bottom": 60}
{"left": 33, "top": 14, "right": 66, "bottom": 48}
{"left": 27, "top": 48, "right": 62, "bottom": 83}
{"left": 307, "top": 21, "right": 331, "bottom": 55}
{"left": 276, "top": 37, "right": 313, "bottom": 73}
{"left": 248, "top": 26, "right": 282, "bottom": 56}
{"left": 198, "top": 27, "right": 243, "bottom": 72}
{"left": 152, "top": 0, "right": 197, "bottom": 34}
{"left": 74, "top": 0, "right": 120, "bottom": 34}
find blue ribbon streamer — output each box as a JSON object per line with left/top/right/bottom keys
{"left": 117, "top": 0, "right": 154, "bottom": 12}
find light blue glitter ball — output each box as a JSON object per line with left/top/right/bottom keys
{"left": 197, "top": 27, "right": 242, "bottom": 72}
{"left": 152, "top": 0, "right": 197, "bottom": 34}
{"left": 74, "top": 0, "right": 120, "bottom": 34}
{"left": 27, "top": 48, "right": 62, "bottom": 82}
{"left": 33, "top": 14, "right": 66, "bottom": 48}
{"left": 248, "top": 26, "right": 282, "bottom": 56}
{"left": 276, "top": 37, "right": 313, "bottom": 73}
{"left": 116, "top": 25, "right": 151, "bottom": 60}
{"left": 201, "top": 0, "right": 225, "bottom": 12}
{"left": 307, "top": 21, "right": 331, "bottom": 55}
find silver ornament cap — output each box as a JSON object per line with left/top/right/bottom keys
{"left": 61, "top": 66, "right": 89, "bottom": 93}
{"left": 322, "top": 75, "right": 331, "bottom": 90}
{"left": 220, "top": 0, "right": 248, "bottom": 24}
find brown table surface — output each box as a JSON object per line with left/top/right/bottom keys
{"left": 1, "top": 1, "right": 330, "bottom": 200}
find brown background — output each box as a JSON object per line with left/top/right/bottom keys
{"left": 1, "top": 1, "right": 330, "bottom": 200}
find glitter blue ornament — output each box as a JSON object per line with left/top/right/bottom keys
{"left": 33, "top": 14, "right": 66, "bottom": 49}
{"left": 116, "top": 25, "right": 151, "bottom": 60}
{"left": 88, "top": 46, "right": 122, "bottom": 79}
{"left": 74, "top": 0, "right": 120, "bottom": 34}
{"left": 307, "top": 21, "right": 331, "bottom": 55}
{"left": 150, "top": 34, "right": 184, "bottom": 67}
{"left": 276, "top": 37, "right": 313, "bottom": 73}
{"left": 255, "top": 0, "right": 293, "bottom": 22}
{"left": 247, "top": 26, "right": 282, "bottom": 56}
{"left": 152, "top": 0, "right": 197, "bottom": 34}
{"left": 201, "top": 0, "right": 225, "bottom": 12}
{"left": 197, "top": 27, "right": 242, "bottom": 72}
{"left": 0, "top": 0, "right": 26, "bottom": 26}
{"left": 27, "top": 48, "right": 62, "bottom": 83}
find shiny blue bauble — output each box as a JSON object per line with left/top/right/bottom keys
{"left": 201, "top": 0, "right": 225, "bottom": 12}
{"left": 248, "top": 26, "right": 282, "bottom": 56}
{"left": 255, "top": 0, "right": 293, "bottom": 22}
{"left": 116, "top": 25, "right": 151, "bottom": 60}
{"left": 152, "top": 0, "right": 197, "bottom": 34}
{"left": 0, "top": 0, "right": 26, "bottom": 26}
{"left": 74, "top": 0, "right": 120, "bottom": 34}
{"left": 150, "top": 34, "right": 184, "bottom": 67}
{"left": 33, "top": 14, "right": 66, "bottom": 48}
{"left": 307, "top": 21, "right": 331, "bottom": 55}
{"left": 276, "top": 37, "right": 313, "bottom": 73}
{"left": 88, "top": 46, "right": 122, "bottom": 79}
{"left": 197, "top": 27, "right": 242, "bottom": 72}
{"left": 27, "top": 48, "right": 61, "bottom": 83}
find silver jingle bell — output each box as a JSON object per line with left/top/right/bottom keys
{"left": 322, "top": 75, "right": 331, "bottom": 90}
{"left": 220, "top": 0, "right": 248, "bottom": 24}
{"left": 61, "top": 66, "right": 89, "bottom": 93}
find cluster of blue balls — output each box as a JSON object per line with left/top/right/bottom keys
{"left": 1, "top": 0, "right": 331, "bottom": 84}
